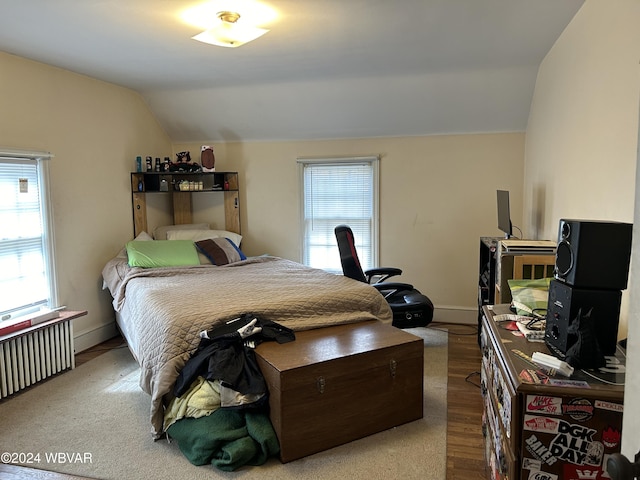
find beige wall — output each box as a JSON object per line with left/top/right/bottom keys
{"left": 0, "top": 52, "right": 172, "bottom": 350}
{"left": 1, "top": 47, "right": 526, "bottom": 351}
{"left": 524, "top": 0, "right": 640, "bottom": 458}
{"left": 525, "top": 1, "right": 639, "bottom": 337}
{"left": 175, "top": 133, "right": 525, "bottom": 321}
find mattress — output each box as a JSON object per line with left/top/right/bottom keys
{"left": 102, "top": 255, "right": 392, "bottom": 437}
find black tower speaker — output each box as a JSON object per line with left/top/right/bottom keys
{"left": 545, "top": 279, "right": 622, "bottom": 357}
{"left": 554, "top": 219, "right": 633, "bottom": 290}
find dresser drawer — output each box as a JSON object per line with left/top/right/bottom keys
{"left": 483, "top": 381, "right": 517, "bottom": 480}
{"left": 483, "top": 318, "right": 518, "bottom": 454}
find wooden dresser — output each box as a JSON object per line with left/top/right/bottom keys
{"left": 480, "top": 305, "right": 625, "bottom": 480}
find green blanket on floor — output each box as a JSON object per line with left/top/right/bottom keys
{"left": 167, "top": 409, "right": 280, "bottom": 471}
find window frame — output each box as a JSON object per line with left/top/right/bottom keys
{"left": 298, "top": 155, "right": 379, "bottom": 273}
{"left": 0, "top": 149, "right": 57, "bottom": 322}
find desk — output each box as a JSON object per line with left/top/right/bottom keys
{"left": 480, "top": 304, "right": 625, "bottom": 480}
{"left": 477, "top": 238, "right": 555, "bottom": 346}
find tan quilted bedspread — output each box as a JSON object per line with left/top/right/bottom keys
{"left": 102, "top": 255, "right": 392, "bottom": 438}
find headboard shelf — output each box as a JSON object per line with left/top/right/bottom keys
{"left": 130, "top": 171, "right": 240, "bottom": 237}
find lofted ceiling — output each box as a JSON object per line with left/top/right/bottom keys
{"left": 0, "top": 0, "right": 584, "bottom": 143}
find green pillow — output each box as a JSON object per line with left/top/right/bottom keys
{"left": 126, "top": 240, "right": 200, "bottom": 268}
{"left": 507, "top": 277, "right": 552, "bottom": 317}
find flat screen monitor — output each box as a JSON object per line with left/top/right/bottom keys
{"left": 496, "top": 190, "right": 512, "bottom": 238}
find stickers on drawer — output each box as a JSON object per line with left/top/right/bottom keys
{"left": 519, "top": 369, "right": 550, "bottom": 385}
{"left": 526, "top": 395, "right": 563, "bottom": 415}
{"left": 525, "top": 418, "right": 598, "bottom": 465}
{"left": 520, "top": 396, "right": 624, "bottom": 480}
{"left": 523, "top": 415, "right": 560, "bottom": 434}
{"left": 524, "top": 433, "right": 557, "bottom": 466}
{"left": 563, "top": 462, "right": 614, "bottom": 480}
{"left": 594, "top": 400, "right": 623, "bottom": 414}
{"left": 549, "top": 420, "right": 597, "bottom": 465}
{"left": 522, "top": 457, "right": 542, "bottom": 471}
{"left": 601, "top": 426, "right": 621, "bottom": 449}
{"left": 563, "top": 398, "right": 594, "bottom": 422}
{"left": 527, "top": 471, "right": 558, "bottom": 480}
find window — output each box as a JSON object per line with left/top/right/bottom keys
{"left": 0, "top": 150, "right": 57, "bottom": 322}
{"left": 299, "top": 156, "right": 379, "bottom": 273}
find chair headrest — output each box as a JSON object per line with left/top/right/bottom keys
{"left": 334, "top": 225, "right": 367, "bottom": 283}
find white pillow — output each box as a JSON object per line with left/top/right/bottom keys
{"left": 116, "top": 231, "right": 154, "bottom": 258}
{"left": 153, "top": 223, "right": 210, "bottom": 240}
{"left": 135, "top": 231, "right": 154, "bottom": 241}
{"left": 166, "top": 229, "right": 242, "bottom": 247}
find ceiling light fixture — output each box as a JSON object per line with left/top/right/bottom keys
{"left": 192, "top": 10, "right": 269, "bottom": 48}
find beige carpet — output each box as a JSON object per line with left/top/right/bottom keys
{"left": 0, "top": 326, "right": 447, "bottom": 480}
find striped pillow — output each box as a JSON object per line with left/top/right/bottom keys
{"left": 196, "top": 238, "right": 246, "bottom": 265}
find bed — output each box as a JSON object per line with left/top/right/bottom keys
{"left": 101, "top": 229, "right": 393, "bottom": 440}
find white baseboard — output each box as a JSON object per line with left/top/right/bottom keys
{"left": 74, "top": 321, "right": 119, "bottom": 353}
{"left": 433, "top": 306, "right": 477, "bottom": 325}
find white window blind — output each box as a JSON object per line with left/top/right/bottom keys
{"left": 0, "top": 151, "right": 57, "bottom": 322}
{"left": 299, "top": 157, "right": 379, "bottom": 273}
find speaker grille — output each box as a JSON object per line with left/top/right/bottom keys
{"left": 554, "top": 241, "right": 573, "bottom": 278}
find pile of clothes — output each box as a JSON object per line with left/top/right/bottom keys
{"left": 165, "top": 313, "right": 295, "bottom": 471}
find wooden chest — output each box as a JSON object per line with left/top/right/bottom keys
{"left": 255, "top": 320, "right": 424, "bottom": 463}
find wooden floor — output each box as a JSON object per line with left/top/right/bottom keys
{"left": 1, "top": 324, "right": 486, "bottom": 480}
{"left": 442, "top": 323, "right": 486, "bottom": 480}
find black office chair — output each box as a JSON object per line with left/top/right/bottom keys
{"left": 334, "top": 225, "right": 433, "bottom": 328}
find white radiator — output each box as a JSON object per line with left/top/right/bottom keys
{"left": 0, "top": 319, "right": 75, "bottom": 399}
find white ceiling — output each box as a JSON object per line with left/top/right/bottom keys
{"left": 0, "top": 0, "right": 584, "bottom": 143}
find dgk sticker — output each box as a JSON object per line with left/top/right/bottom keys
{"left": 549, "top": 420, "right": 597, "bottom": 465}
